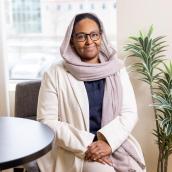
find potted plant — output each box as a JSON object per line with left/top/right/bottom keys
{"left": 124, "top": 26, "right": 172, "bottom": 172}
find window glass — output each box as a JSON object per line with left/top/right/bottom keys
{"left": 5, "top": 0, "right": 116, "bottom": 80}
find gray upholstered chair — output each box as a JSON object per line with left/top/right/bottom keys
{"left": 15, "top": 80, "right": 41, "bottom": 120}
{"left": 14, "top": 80, "right": 41, "bottom": 172}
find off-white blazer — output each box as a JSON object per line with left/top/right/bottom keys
{"left": 36, "top": 61, "right": 144, "bottom": 172}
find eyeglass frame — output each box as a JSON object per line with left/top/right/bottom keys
{"left": 72, "top": 31, "right": 102, "bottom": 42}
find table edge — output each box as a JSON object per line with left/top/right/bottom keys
{"left": 0, "top": 141, "right": 52, "bottom": 170}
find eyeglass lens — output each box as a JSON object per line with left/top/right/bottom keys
{"left": 74, "top": 32, "right": 101, "bottom": 42}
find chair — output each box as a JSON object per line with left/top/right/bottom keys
{"left": 15, "top": 80, "right": 41, "bottom": 120}
{"left": 14, "top": 80, "right": 41, "bottom": 172}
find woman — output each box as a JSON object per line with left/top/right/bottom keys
{"left": 37, "top": 13, "right": 146, "bottom": 172}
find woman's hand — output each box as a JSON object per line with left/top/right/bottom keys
{"left": 85, "top": 140, "right": 112, "bottom": 161}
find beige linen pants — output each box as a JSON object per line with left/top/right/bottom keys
{"left": 82, "top": 158, "right": 146, "bottom": 172}
{"left": 83, "top": 161, "right": 115, "bottom": 172}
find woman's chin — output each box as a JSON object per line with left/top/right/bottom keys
{"left": 83, "top": 52, "right": 98, "bottom": 59}
{"left": 82, "top": 56, "right": 99, "bottom": 63}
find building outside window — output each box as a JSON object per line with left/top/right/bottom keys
{"left": 5, "top": 0, "right": 117, "bottom": 80}
{"left": 12, "top": 0, "right": 41, "bottom": 33}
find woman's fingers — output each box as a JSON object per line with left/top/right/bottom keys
{"left": 85, "top": 140, "right": 112, "bottom": 161}
{"left": 90, "top": 150, "right": 105, "bottom": 160}
{"left": 85, "top": 150, "right": 92, "bottom": 160}
{"left": 87, "top": 143, "right": 99, "bottom": 154}
{"left": 87, "top": 140, "right": 112, "bottom": 159}
{"left": 85, "top": 149, "right": 101, "bottom": 160}
{"left": 87, "top": 145, "right": 104, "bottom": 160}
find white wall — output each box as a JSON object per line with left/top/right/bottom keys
{"left": 117, "top": 0, "right": 172, "bottom": 172}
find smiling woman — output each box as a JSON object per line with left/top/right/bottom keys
{"left": 36, "top": 13, "right": 146, "bottom": 172}
{"left": 71, "top": 16, "right": 102, "bottom": 63}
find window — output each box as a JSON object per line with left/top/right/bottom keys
{"left": 12, "top": 0, "right": 41, "bottom": 33}
{"left": 5, "top": 0, "right": 117, "bottom": 80}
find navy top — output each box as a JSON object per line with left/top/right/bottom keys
{"left": 84, "top": 79, "right": 105, "bottom": 135}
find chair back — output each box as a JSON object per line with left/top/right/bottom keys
{"left": 15, "top": 81, "right": 41, "bottom": 120}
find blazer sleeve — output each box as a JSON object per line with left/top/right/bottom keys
{"left": 37, "top": 66, "right": 94, "bottom": 159}
{"left": 97, "top": 68, "right": 138, "bottom": 152}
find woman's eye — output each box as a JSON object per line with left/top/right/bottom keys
{"left": 91, "top": 33, "right": 99, "bottom": 38}
{"left": 78, "top": 35, "right": 84, "bottom": 39}
{"left": 76, "top": 34, "right": 85, "bottom": 40}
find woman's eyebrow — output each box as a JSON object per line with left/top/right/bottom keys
{"left": 74, "top": 30, "right": 100, "bottom": 34}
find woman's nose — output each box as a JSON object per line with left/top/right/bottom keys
{"left": 85, "top": 35, "right": 93, "bottom": 44}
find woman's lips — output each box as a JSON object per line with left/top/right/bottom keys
{"left": 84, "top": 46, "right": 96, "bottom": 50}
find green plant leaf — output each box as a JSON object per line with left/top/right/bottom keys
{"left": 124, "top": 27, "right": 172, "bottom": 163}
{"left": 147, "top": 25, "right": 154, "bottom": 38}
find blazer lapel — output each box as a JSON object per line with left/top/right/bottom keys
{"left": 67, "top": 73, "right": 89, "bottom": 131}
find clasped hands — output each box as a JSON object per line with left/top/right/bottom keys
{"left": 85, "top": 140, "right": 113, "bottom": 166}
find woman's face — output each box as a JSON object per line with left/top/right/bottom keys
{"left": 71, "top": 18, "right": 102, "bottom": 64}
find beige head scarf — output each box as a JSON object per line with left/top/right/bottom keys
{"left": 60, "top": 13, "right": 145, "bottom": 171}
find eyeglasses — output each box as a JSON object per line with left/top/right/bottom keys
{"left": 72, "top": 32, "right": 101, "bottom": 42}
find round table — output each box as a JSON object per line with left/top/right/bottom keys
{"left": 0, "top": 117, "right": 54, "bottom": 170}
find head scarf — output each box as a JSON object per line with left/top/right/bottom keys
{"left": 60, "top": 13, "right": 145, "bottom": 171}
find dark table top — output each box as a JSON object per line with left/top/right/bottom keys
{"left": 0, "top": 117, "right": 54, "bottom": 170}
